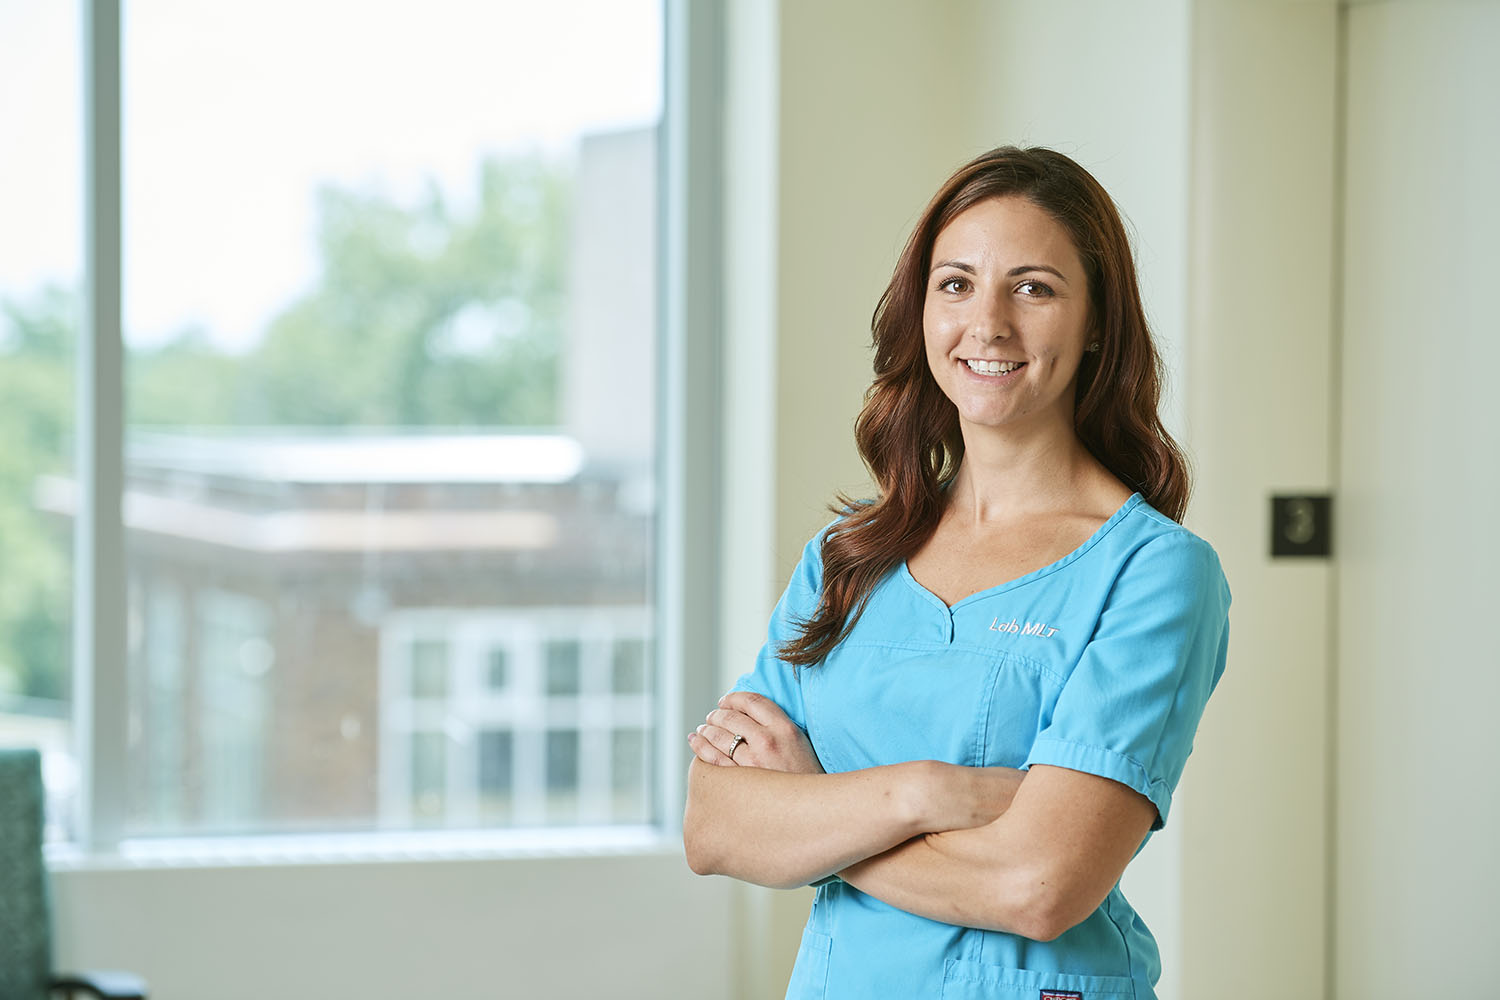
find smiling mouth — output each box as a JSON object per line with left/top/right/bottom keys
{"left": 965, "top": 359, "right": 1025, "bottom": 376}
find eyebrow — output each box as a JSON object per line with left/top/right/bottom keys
{"left": 929, "top": 260, "right": 1071, "bottom": 283}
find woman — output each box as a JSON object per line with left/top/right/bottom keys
{"left": 683, "top": 146, "right": 1230, "bottom": 1000}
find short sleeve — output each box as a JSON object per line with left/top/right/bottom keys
{"left": 1024, "top": 532, "right": 1231, "bottom": 829}
{"left": 725, "top": 531, "right": 827, "bottom": 731}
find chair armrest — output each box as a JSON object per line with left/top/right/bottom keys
{"left": 50, "top": 970, "right": 148, "bottom": 1000}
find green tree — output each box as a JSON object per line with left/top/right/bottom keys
{"left": 127, "top": 326, "right": 247, "bottom": 427}
{"left": 0, "top": 286, "right": 74, "bottom": 700}
{"left": 131, "top": 154, "right": 571, "bottom": 428}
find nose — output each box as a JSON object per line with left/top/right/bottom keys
{"left": 968, "top": 289, "right": 1012, "bottom": 344}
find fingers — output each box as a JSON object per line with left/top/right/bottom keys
{"left": 688, "top": 729, "right": 736, "bottom": 766}
{"left": 718, "top": 690, "right": 787, "bottom": 727}
{"left": 703, "top": 707, "right": 755, "bottom": 738}
{"left": 688, "top": 691, "right": 797, "bottom": 769}
{"left": 692, "top": 720, "right": 754, "bottom": 766}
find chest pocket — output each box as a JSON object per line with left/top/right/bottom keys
{"left": 979, "top": 650, "right": 1056, "bottom": 767}
{"left": 803, "top": 642, "right": 1055, "bottom": 772}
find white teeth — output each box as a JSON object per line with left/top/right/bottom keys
{"left": 965, "top": 359, "right": 1023, "bottom": 375}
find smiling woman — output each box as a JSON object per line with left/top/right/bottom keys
{"left": 922, "top": 196, "right": 1094, "bottom": 435}
{"left": 683, "top": 147, "right": 1230, "bottom": 1000}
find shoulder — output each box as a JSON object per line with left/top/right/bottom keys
{"left": 1106, "top": 498, "right": 1231, "bottom": 603}
{"left": 783, "top": 510, "right": 855, "bottom": 596}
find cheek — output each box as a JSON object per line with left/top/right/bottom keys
{"left": 1037, "top": 325, "right": 1086, "bottom": 369}
{"left": 922, "top": 313, "right": 946, "bottom": 360}
{"left": 1032, "top": 347, "right": 1066, "bottom": 373}
{"left": 923, "top": 303, "right": 963, "bottom": 348}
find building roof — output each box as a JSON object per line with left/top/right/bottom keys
{"left": 126, "top": 431, "right": 586, "bottom": 485}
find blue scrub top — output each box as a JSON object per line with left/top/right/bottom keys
{"left": 730, "top": 494, "right": 1231, "bottom": 1000}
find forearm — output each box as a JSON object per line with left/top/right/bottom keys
{"left": 840, "top": 765, "right": 1154, "bottom": 942}
{"left": 683, "top": 757, "right": 932, "bottom": 889}
{"left": 841, "top": 821, "right": 1052, "bottom": 938}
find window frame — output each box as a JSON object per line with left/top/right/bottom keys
{"left": 68, "top": 0, "right": 722, "bottom": 859}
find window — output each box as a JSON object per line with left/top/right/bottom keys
{"left": 380, "top": 607, "right": 654, "bottom": 828}
{"left": 0, "top": 1, "right": 81, "bottom": 843}
{"left": 4, "top": 0, "right": 687, "bottom": 846}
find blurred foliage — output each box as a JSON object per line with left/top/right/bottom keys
{"left": 0, "top": 153, "right": 571, "bottom": 700}
{"left": 132, "top": 154, "right": 570, "bottom": 427}
{"left": 0, "top": 287, "right": 74, "bottom": 700}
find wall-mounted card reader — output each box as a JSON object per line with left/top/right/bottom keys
{"left": 1270, "top": 494, "right": 1332, "bottom": 558}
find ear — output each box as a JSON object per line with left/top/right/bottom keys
{"left": 1083, "top": 313, "right": 1104, "bottom": 354}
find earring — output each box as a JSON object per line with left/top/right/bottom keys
{"left": 1085, "top": 341, "right": 1101, "bottom": 353}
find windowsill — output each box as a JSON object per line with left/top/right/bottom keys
{"left": 46, "top": 824, "right": 681, "bottom": 872}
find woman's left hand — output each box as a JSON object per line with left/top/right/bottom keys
{"left": 689, "top": 691, "right": 825, "bottom": 774}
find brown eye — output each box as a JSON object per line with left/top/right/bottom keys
{"left": 937, "top": 277, "right": 970, "bottom": 294}
{"left": 1016, "top": 280, "right": 1054, "bottom": 298}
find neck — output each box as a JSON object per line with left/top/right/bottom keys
{"left": 948, "top": 416, "right": 1102, "bottom": 523}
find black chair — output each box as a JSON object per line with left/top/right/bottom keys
{"left": 0, "top": 748, "right": 148, "bottom": 1000}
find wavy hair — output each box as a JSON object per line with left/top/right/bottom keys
{"left": 779, "top": 146, "right": 1190, "bottom": 666}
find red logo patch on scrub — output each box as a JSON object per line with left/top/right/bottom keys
{"left": 1039, "top": 992, "right": 1082, "bottom": 1000}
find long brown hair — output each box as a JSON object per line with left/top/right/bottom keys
{"left": 780, "top": 146, "right": 1190, "bottom": 666}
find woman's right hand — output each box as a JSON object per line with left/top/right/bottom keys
{"left": 689, "top": 690, "right": 825, "bottom": 774}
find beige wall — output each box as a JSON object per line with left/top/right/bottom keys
{"left": 1181, "top": 4, "right": 1342, "bottom": 997}
{"left": 53, "top": 848, "right": 730, "bottom": 1000}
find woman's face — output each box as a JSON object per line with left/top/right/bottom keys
{"left": 922, "top": 195, "right": 1093, "bottom": 439}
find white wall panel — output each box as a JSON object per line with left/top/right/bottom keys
{"left": 1181, "top": 5, "right": 1341, "bottom": 998}
{"left": 1336, "top": 4, "right": 1500, "bottom": 996}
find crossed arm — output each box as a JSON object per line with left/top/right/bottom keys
{"left": 682, "top": 691, "right": 1156, "bottom": 942}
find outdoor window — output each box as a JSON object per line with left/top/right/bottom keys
{"left": 0, "top": 2, "right": 81, "bottom": 840}
{"left": 0, "top": 0, "right": 672, "bottom": 844}
{"left": 379, "top": 606, "right": 654, "bottom": 828}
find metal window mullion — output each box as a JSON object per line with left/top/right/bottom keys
{"left": 658, "top": 0, "right": 725, "bottom": 835}
{"left": 77, "top": 0, "right": 127, "bottom": 852}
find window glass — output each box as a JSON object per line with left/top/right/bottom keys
{"left": 410, "top": 640, "right": 450, "bottom": 701}
{"left": 0, "top": 2, "right": 80, "bottom": 843}
{"left": 410, "top": 731, "right": 448, "bottom": 825}
{"left": 485, "top": 648, "right": 510, "bottom": 692}
{"left": 477, "top": 729, "right": 514, "bottom": 825}
{"left": 611, "top": 727, "right": 650, "bottom": 822}
{"left": 612, "top": 638, "right": 650, "bottom": 694}
{"left": 544, "top": 640, "right": 584, "bottom": 697}
{"left": 546, "top": 729, "right": 581, "bottom": 792}
{"left": 119, "top": 0, "right": 662, "bottom": 836}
